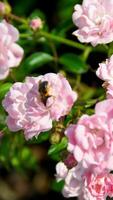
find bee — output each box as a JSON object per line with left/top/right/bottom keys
{"left": 38, "top": 81, "right": 51, "bottom": 106}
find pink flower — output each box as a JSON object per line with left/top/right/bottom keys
{"left": 96, "top": 55, "right": 113, "bottom": 82}
{"left": 3, "top": 73, "right": 77, "bottom": 139}
{"left": 72, "top": 0, "right": 113, "bottom": 46}
{"left": 0, "top": 20, "right": 24, "bottom": 80}
{"left": 56, "top": 160, "right": 113, "bottom": 199}
{"left": 65, "top": 110, "right": 113, "bottom": 172}
{"left": 30, "top": 18, "right": 43, "bottom": 30}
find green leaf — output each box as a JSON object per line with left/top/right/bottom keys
{"left": 37, "top": 131, "right": 50, "bottom": 143}
{"left": 59, "top": 53, "right": 88, "bottom": 74}
{"left": 0, "top": 83, "right": 12, "bottom": 100}
{"left": 16, "top": 52, "right": 53, "bottom": 79}
{"left": 48, "top": 137, "right": 68, "bottom": 156}
{"left": 23, "top": 52, "right": 53, "bottom": 71}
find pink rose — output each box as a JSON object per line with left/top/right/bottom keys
{"left": 3, "top": 73, "right": 77, "bottom": 139}
{"left": 72, "top": 0, "right": 113, "bottom": 46}
{"left": 65, "top": 111, "right": 113, "bottom": 172}
{"left": 0, "top": 20, "right": 24, "bottom": 80}
{"left": 55, "top": 160, "right": 113, "bottom": 199}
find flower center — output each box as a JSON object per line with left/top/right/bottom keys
{"left": 95, "top": 16, "right": 102, "bottom": 25}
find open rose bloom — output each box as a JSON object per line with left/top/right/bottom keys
{"left": 72, "top": 0, "right": 113, "bottom": 46}
{"left": 0, "top": 20, "right": 24, "bottom": 80}
{"left": 3, "top": 73, "right": 77, "bottom": 139}
{"left": 65, "top": 104, "right": 113, "bottom": 172}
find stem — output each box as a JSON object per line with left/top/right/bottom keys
{"left": 8, "top": 13, "right": 27, "bottom": 24}
{"left": 39, "top": 31, "right": 87, "bottom": 50}
{"left": 20, "top": 33, "right": 32, "bottom": 38}
{"left": 49, "top": 41, "right": 59, "bottom": 71}
{"left": 75, "top": 74, "right": 81, "bottom": 89}
{"left": 82, "top": 47, "right": 92, "bottom": 62}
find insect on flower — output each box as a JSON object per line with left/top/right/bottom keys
{"left": 38, "top": 81, "right": 52, "bottom": 106}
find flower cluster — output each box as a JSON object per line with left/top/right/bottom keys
{"left": 72, "top": 0, "right": 113, "bottom": 46}
{"left": 54, "top": 1, "right": 113, "bottom": 199}
{"left": 0, "top": 20, "right": 24, "bottom": 80}
{"left": 56, "top": 103, "right": 113, "bottom": 199}
{"left": 55, "top": 55, "right": 113, "bottom": 200}
{"left": 3, "top": 73, "right": 77, "bottom": 139}
{"left": 56, "top": 162, "right": 113, "bottom": 200}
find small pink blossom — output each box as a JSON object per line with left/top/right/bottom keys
{"left": 0, "top": 20, "right": 24, "bottom": 80}
{"left": 72, "top": 0, "right": 113, "bottom": 46}
{"left": 30, "top": 18, "right": 43, "bottom": 30}
{"left": 3, "top": 73, "right": 77, "bottom": 139}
